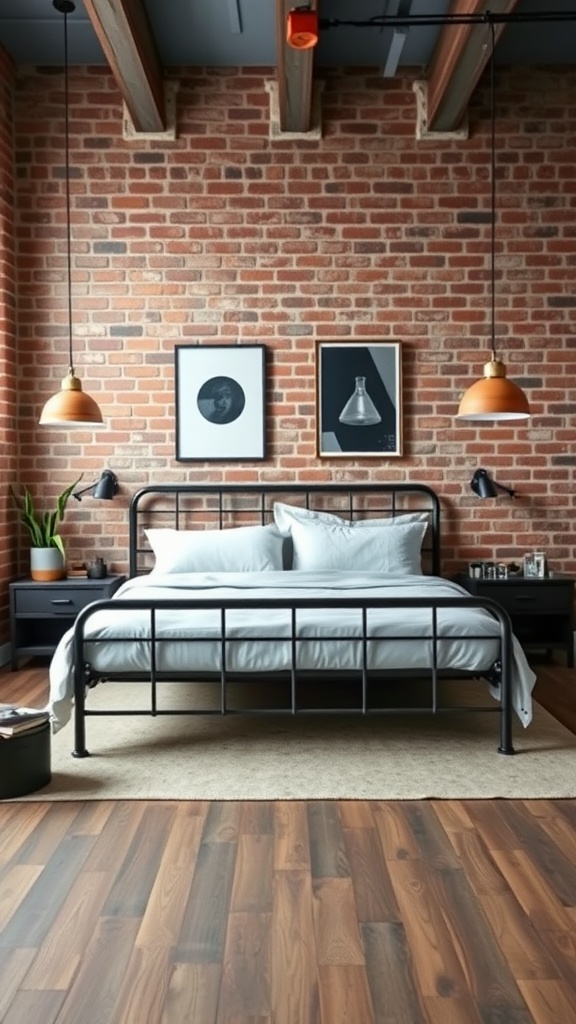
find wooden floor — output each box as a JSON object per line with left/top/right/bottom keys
{"left": 0, "top": 660, "right": 575, "bottom": 1024}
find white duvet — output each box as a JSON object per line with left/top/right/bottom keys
{"left": 48, "top": 572, "right": 537, "bottom": 731}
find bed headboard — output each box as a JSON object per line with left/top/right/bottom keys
{"left": 128, "top": 482, "right": 441, "bottom": 578}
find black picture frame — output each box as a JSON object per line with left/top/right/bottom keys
{"left": 175, "top": 344, "right": 266, "bottom": 461}
{"left": 316, "top": 341, "right": 402, "bottom": 457}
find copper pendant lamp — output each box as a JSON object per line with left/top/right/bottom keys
{"left": 456, "top": 23, "right": 530, "bottom": 423}
{"left": 39, "top": 0, "right": 104, "bottom": 428}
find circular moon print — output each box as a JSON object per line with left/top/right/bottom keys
{"left": 197, "top": 376, "right": 246, "bottom": 425}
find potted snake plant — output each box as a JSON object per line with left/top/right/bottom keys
{"left": 10, "top": 476, "right": 82, "bottom": 580}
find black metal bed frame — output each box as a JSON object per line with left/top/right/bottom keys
{"left": 128, "top": 481, "right": 442, "bottom": 577}
{"left": 71, "top": 482, "right": 515, "bottom": 756}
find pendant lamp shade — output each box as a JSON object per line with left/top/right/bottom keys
{"left": 39, "top": 369, "right": 104, "bottom": 426}
{"left": 40, "top": 0, "right": 104, "bottom": 428}
{"left": 457, "top": 359, "right": 531, "bottom": 422}
{"left": 456, "top": 24, "right": 530, "bottom": 423}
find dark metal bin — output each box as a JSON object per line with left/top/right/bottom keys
{"left": 0, "top": 721, "right": 51, "bottom": 799}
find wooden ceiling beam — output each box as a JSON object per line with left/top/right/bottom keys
{"left": 82, "top": 0, "right": 165, "bottom": 133}
{"left": 275, "top": 0, "right": 317, "bottom": 133}
{"left": 424, "top": 0, "right": 520, "bottom": 133}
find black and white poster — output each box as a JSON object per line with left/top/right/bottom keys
{"left": 175, "top": 345, "right": 266, "bottom": 460}
{"left": 316, "top": 341, "right": 402, "bottom": 457}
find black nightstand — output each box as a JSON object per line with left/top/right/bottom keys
{"left": 9, "top": 574, "right": 126, "bottom": 670}
{"left": 454, "top": 573, "right": 574, "bottom": 667}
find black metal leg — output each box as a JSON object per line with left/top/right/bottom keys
{"left": 72, "top": 667, "right": 90, "bottom": 758}
{"left": 498, "top": 701, "right": 514, "bottom": 755}
{"left": 498, "top": 619, "right": 515, "bottom": 755}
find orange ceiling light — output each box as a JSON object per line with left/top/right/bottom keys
{"left": 40, "top": 0, "right": 104, "bottom": 428}
{"left": 286, "top": 8, "right": 319, "bottom": 49}
{"left": 456, "top": 22, "right": 530, "bottom": 423}
{"left": 40, "top": 370, "right": 105, "bottom": 426}
{"left": 457, "top": 359, "right": 530, "bottom": 421}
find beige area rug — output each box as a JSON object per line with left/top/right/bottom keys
{"left": 15, "top": 678, "right": 576, "bottom": 801}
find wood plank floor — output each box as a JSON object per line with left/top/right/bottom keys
{"left": 0, "top": 660, "right": 575, "bottom": 1024}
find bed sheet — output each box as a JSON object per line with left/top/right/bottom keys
{"left": 47, "top": 572, "right": 537, "bottom": 730}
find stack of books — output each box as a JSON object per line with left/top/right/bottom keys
{"left": 0, "top": 705, "right": 50, "bottom": 738}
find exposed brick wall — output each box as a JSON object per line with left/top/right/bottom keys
{"left": 5, "top": 63, "right": 576, "bottom": 599}
{"left": 0, "top": 47, "right": 17, "bottom": 644}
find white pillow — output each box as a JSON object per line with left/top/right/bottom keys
{"left": 289, "top": 519, "right": 427, "bottom": 574}
{"left": 145, "top": 524, "right": 284, "bottom": 574}
{"left": 273, "top": 501, "right": 427, "bottom": 535}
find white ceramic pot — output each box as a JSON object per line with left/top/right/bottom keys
{"left": 30, "top": 547, "right": 65, "bottom": 581}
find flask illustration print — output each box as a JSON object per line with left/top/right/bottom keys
{"left": 338, "top": 376, "right": 381, "bottom": 426}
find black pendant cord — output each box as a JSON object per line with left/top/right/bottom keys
{"left": 490, "top": 20, "right": 497, "bottom": 363}
{"left": 54, "top": 0, "right": 76, "bottom": 377}
{"left": 64, "top": 5, "right": 73, "bottom": 375}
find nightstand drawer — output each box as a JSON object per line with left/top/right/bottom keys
{"left": 9, "top": 575, "right": 127, "bottom": 670}
{"left": 454, "top": 572, "right": 574, "bottom": 666}
{"left": 13, "top": 585, "right": 108, "bottom": 616}
{"left": 490, "top": 584, "right": 570, "bottom": 614}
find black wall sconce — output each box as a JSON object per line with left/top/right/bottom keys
{"left": 470, "top": 468, "right": 515, "bottom": 499}
{"left": 73, "top": 469, "right": 118, "bottom": 501}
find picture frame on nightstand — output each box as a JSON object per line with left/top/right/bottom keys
{"left": 524, "top": 552, "right": 547, "bottom": 578}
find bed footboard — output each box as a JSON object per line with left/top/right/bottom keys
{"left": 70, "top": 595, "right": 515, "bottom": 758}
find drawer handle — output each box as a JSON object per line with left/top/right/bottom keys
{"left": 51, "top": 598, "right": 73, "bottom": 606}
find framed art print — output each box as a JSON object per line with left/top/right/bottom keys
{"left": 316, "top": 341, "right": 402, "bottom": 457}
{"left": 175, "top": 344, "right": 266, "bottom": 461}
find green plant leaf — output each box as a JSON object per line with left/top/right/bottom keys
{"left": 10, "top": 475, "right": 83, "bottom": 549}
{"left": 52, "top": 535, "right": 65, "bottom": 557}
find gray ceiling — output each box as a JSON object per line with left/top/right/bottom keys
{"left": 1, "top": 1, "right": 576, "bottom": 137}
{"left": 0, "top": 0, "right": 575, "bottom": 69}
